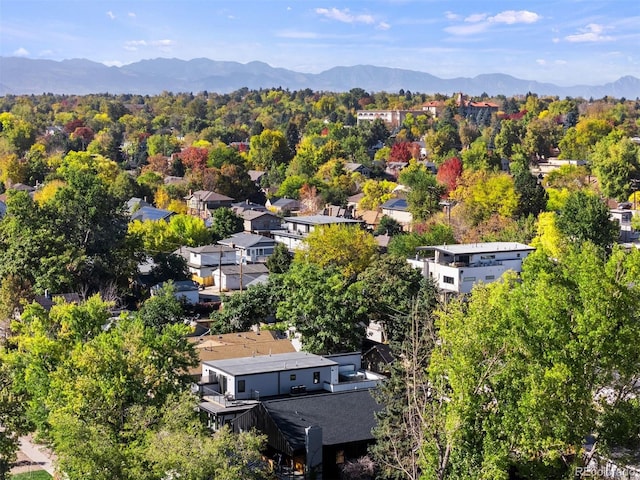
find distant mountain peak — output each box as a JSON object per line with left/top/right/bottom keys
{"left": 0, "top": 56, "right": 638, "bottom": 98}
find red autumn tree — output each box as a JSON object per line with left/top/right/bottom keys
{"left": 388, "top": 142, "right": 414, "bottom": 163}
{"left": 436, "top": 156, "right": 463, "bottom": 196}
{"left": 179, "top": 146, "right": 209, "bottom": 173}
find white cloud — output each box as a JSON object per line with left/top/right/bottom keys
{"left": 107, "top": 11, "right": 115, "bottom": 20}
{"left": 377, "top": 22, "right": 391, "bottom": 31}
{"left": 444, "top": 23, "right": 489, "bottom": 36}
{"left": 565, "top": 23, "right": 613, "bottom": 43}
{"left": 489, "top": 10, "right": 540, "bottom": 25}
{"left": 128, "top": 12, "right": 136, "bottom": 18}
{"left": 13, "top": 47, "right": 29, "bottom": 56}
{"left": 315, "top": 8, "right": 375, "bottom": 25}
{"left": 444, "top": 11, "right": 460, "bottom": 21}
{"left": 465, "top": 13, "right": 487, "bottom": 23}
{"left": 124, "top": 39, "right": 174, "bottom": 51}
{"left": 536, "top": 59, "right": 546, "bottom": 66}
{"left": 103, "top": 60, "right": 124, "bottom": 67}
{"left": 446, "top": 9, "right": 541, "bottom": 36}
{"left": 276, "top": 30, "right": 320, "bottom": 39}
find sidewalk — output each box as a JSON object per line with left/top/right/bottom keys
{"left": 11, "top": 435, "right": 56, "bottom": 476}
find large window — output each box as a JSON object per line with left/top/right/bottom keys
{"left": 237, "top": 380, "right": 245, "bottom": 393}
{"left": 313, "top": 371, "right": 320, "bottom": 384}
{"left": 443, "top": 276, "right": 455, "bottom": 285}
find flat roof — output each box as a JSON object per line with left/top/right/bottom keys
{"left": 283, "top": 215, "right": 362, "bottom": 226}
{"left": 203, "top": 351, "right": 338, "bottom": 376}
{"left": 417, "top": 242, "right": 534, "bottom": 255}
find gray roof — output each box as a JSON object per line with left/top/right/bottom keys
{"left": 204, "top": 351, "right": 337, "bottom": 376}
{"left": 283, "top": 214, "right": 362, "bottom": 226}
{"left": 240, "top": 210, "right": 279, "bottom": 221}
{"left": 381, "top": 198, "right": 408, "bottom": 211}
{"left": 219, "top": 232, "right": 275, "bottom": 248}
{"left": 187, "top": 244, "right": 235, "bottom": 254}
{"left": 187, "top": 190, "right": 234, "bottom": 202}
{"left": 130, "top": 206, "right": 174, "bottom": 222}
{"left": 215, "top": 264, "right": 269, "bottom": 276}
{"left": 417, "top": 242, "right": 534, "bottom": 255}
{"left": 259, "top": 389, "right": 381, "bottom": 449}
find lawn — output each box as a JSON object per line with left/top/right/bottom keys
{"left": 11, "top": 471, "right": 52, "bottom": 480}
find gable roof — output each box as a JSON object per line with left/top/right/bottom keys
{"left": 219, "top": 232, "right": 276, "bottom": 248}
{"left": 234, "top": 390, "right": 381, "bottom": 454}
{"left": 270, "top": 198, "right": 300, "bottom": 209}
{"left": 240, "top": 210, "right": 279, "bottom": 221}
{"left": 187, "top": 190, "right": 234, "bottom": 202}
{"left": 130, "top": 206, "right": 175, "bottom": 222}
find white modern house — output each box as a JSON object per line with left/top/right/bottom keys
{"left": 198, "top": 351, "right": 385, "bottom": 429}
{"left": 408, "top": 242, "right": 535, "bottom": 294}
{"left": 271, "top": 215, "right": 363, "bottom": 251}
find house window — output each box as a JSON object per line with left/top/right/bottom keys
{"left": 313, "top": 372, "right": 320, "bottom": 384}
{"left": 485, "top": 275, "right": 495, "bottom": 280}
{"left": 290, "top": 374, "right": 296, "bottom": 381}
{"left": 480, "top": 254, "right": 496, "bottom": 260}
{"left": 238, "top": 380, "right": 245, "bottom": 393}
{"left": 443, "top": 276, "right": 454, "bottom": 285}
{"left": 463, "top": 277, "right": 476, "bottom": 282}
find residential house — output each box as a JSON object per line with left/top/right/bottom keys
{"left": 188, "top": 330, "right": 296, "bottom": 377}
{"left": 125, "top": 197, "right": 152, "bottom": 214}
{"left": 232, "top": 389, "right": 382, "bottom": 479}
{"left": 611, "top": 208, "right": 639, "bottom": 243}
{"left": 150, "top": 279, "right": 200, "bottom": 305}
{"left": 33, "top": 291, "right": 81, "bottom": 311}
{"left": 380, "top": 197, "right": 412, "bottom": 231}
{"left": 271, "top": 214, "right": 363, "bottom": 251}
{"left": 212, "top": 263, "right": 270, "bottom": 291}
{"left": 185, "top": 190, "right": 234, "bottom": 219}
{"left": 385, "top": 161, "right": 409, "bottom": 179}
{"left": 182, "top": 244, "right": 237, "bottom": 286}
{"left": 344, "top": 162, "right": 372, "bottom": 178}
{"left": 218, "top": 232, "right": 277, "bottom": 263}
{"left": 130, "top": 206, "right": 175, "bottom": 223}
{"left": 408, "top": 242, "right": 535, "bottom": 294}
{"left": 267, "top": 197, "right": 300, "bottom": 215}
{"left": 236, "top": 210, "right": 282, "bottom": 234}
{"left": 248, "top": 170, "right": 267, "bottom": 185}
{"left": 231, "top": 200, "right": 268, "bottom": 214}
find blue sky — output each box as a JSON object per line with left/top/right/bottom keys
{"left": 1, "top": 0, "right": 638, "bottom": 86}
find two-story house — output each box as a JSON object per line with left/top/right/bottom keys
{"left": 185, "top": 190, "right": 234, "bottom": 219}
{"left": 181, "top": 244, "right": 237, "bottom": 286}
{"left": 271, "top": 215, "right": 363, "bottom": 251}
{"left": 409, "top": 242, "right": 535, "bottom": 294}
{"left": 218, "top": 232, "right": 277, "bottom": 263}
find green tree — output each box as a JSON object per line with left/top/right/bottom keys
{"left": 374, "top": 215, "right": 403, "bottom": 236}
{"left": 145, "top": 393, "right": 271, "bottom": 480}
{"left": 556, "top": 190, "right": 619, "bottom": 250}
{"left": 265, "top": 243, "right": 292, "bottom": 274}
{"left": 295, "top": 223, "right": 377, "bottom": 279}
{"left": 209, "top": 207, "right": 243, "bottom": 241}
{"left": 136, "top": 282, "right": 187, "bottom": 330}
{"left": 590, "top": 131, "right": 640, "bottom": 201}
{"left": 275, "top": 263, "right": 367, "bottom": 354}
{"left": 399, "top": 164, "right": 445, "bottom": 222}
{"left": 211, "top": 281, "right": 279, "bottom": 333}
{"left": 0, "top": 359, "right": 29, "bottom": 480}
{"left": 248, "top": 129, "right": 290, "bottom": 170}
{"left": 512, "top": 166, "right": 548, "bottom": 218}
{"left": 427, "top": 245, "right": 640, "bottom": 478}
{"left": 494, "top": 119, "right": 524, "bottom": 160}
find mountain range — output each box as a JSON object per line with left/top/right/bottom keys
{"left": 1, "top": 57, "right": 639, "bottom": 99}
